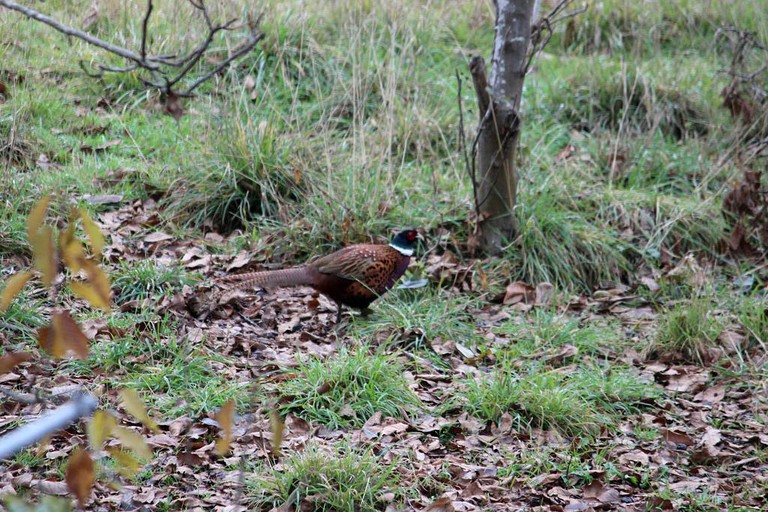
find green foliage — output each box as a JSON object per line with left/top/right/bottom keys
{"left": 650, "top": 299, "right": 724, "bottom": 364}
{"left": 112, "top": 261, "right": 198, "bottom": 304}
{"left": 462, "top": 363, "right": 657, "bottom": 436}
{"left": 353, "top": 286, "right": 480, "bottom": 349}
{"left": 737, "top": 295, "right": 768, "bottom": 348}
{"left": 249, "top": 443, "right": 398, "bottom": 511}
{"left": 276, "top": 346, "right": 421, "bottom": 428}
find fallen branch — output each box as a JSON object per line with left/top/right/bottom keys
{"left": 0, "top": 390, "right": 98, "bottom": 460}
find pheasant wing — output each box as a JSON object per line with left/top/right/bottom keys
{"left": 312, "top": 245, "right": 392, "bottom": 283}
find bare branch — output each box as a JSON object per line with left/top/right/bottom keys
{"left": 469, "top": 55, "right": 490, "bottom": 122}
{"left": 0, "top": 391, "right": 98, "bottom": 460}
{"left": 0, "top": 0, "right": 264, "bottom": 116}
{"left": 0, "top": 0, "right": 161, "bottom": 71}
{"left": 140, "top": 0, "right": 154, "bottom": 61}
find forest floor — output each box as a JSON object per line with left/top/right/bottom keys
{"left": 1, "top": 0, "right": 768, "bottom": 510}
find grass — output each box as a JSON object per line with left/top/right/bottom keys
{"left": 274, "top": 346, "right": 421, "bottom": 429}
{"left": 112, "top": 260, "right": 199, "bottom": 304}
{"left": 1, "top": 0, "right": 767, "bottom": 509}
{"left": 461, "top": 363, "right": 657, "bottom": 436}
{"left": 352, "top": 286, "right": 480, "bottom": 349}
{"left": 248, "top": 443, "right": 398, "bottom": 511}
{"left": 63, "top": 313, "right": 246, "bottom": 416}
{"left": 649, "top": 298, "right": 725, "bottom": 364}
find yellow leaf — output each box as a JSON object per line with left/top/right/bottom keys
{"left": 79, "top": 208, "right": 105, "bottom": 257}
{"left": 120, "top": 389, "right": 160, "bottom": 433}
{"left": 70, "top": 281, "right": 110, "bottom": 313}
{"left": 26, "top": 195, "right": 51, "bottom": 244}
{"left": 60, "top": 238, "right": 85, "bottom": 273}
{"left": 113, "top": 426, "right": 152, "bottom": 460}
{"left": 0, "top": 351, "right": 33, "bottom": 375}
{"left": 65, "top": 447, "right": 95, "bottom": 508}
{"left": 39, "top": 312, "right": 90, "bottom": 359}
{"left": 215, "top": 400, "right": 236, "bottom": 455}
{"left": 79, "top": 259, "right": 111, "bottom": 311}
{"left": 0, "top": 271, "right": 33, "bottom": 312}
{"left": 270, "top": 409, "right": 284, "bottom": 458}
{"left": 32, "top": 225, "right": 57, "bottom": 288}
{"left": 106, "top": 447, "right": 140, "bottom": 478}
{"left": 86, "top": 410, "right": 116, "bottom": 450}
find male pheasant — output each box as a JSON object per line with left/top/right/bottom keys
{"left": 215, "top": 229, "right": 419, "bottom": 322}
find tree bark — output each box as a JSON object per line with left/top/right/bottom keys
{"left": 473, "top": 0, "right": 536, "bottom": 255}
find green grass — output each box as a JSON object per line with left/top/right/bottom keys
{"left": 649, "top": 298, "right": 725, "bottom": 364}
{"left": 462, "top": 364, "right": 657, "bottom": 436}
{"left": 112, "top": 260, "right": 199, "bottom": 304}
{"left": 274, "top": 346, "right": 421, "bottom": 429}
{"left": 63, "top": 313, "right": 246, "bottom": 416}
{"left": 352, "top": 286, "right": 480, "bottom": 350}
{"left": 248, "top": 443, "right": 398, "bottom": 511}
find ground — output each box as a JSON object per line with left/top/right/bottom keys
{"left": 1, "top": 0, "right": 767, "bottom": 511}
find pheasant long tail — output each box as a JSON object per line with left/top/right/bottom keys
{"left": 216, "top": 267, "right": 313, "bottom": 290}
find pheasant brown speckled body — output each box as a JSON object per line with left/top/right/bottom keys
{"left": 215, "top": 229, "right": 418, "bottom": 322}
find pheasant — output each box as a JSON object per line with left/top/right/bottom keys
{"left": 214, "top": 229, "right": 419, "bottom": 322}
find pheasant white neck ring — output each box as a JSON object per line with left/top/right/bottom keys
{"left": 389, "top": 241, "right": 414, "bottom": 256}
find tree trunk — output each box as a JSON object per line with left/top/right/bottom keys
{"left": 472, "top": 0, "right": 536, "bottom": 255}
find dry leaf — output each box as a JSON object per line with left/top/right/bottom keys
{"left": 270, "top": 409, "right": 284, "bottom": 458}
{"left": 65, "top": 447, "right": 95, "bottom": 507}
{"left": 26, "top": 195, "right": 51, "bottom": 243}
{"left": 120, "top": 388, "right": 160, "bottom": 433}
{"left": 107, "top": 447, "right": 140, "bottom": 477}
{"left": 215, "top": 400, "right": 236, "bottom": 455}
{"left": 32, "top": 225, "right": 57, "bottom": 288}
{"left": 0, "top": 351, "right": 32, "bottom": 374}
{"left": 0, "top": 271, "right": 33, "bottom": 312}
{"left": 113, "top": 426, "right": 152, "bottom": 460}
{"left": 38, "top": 312, "right": 90, "bottom": 359}
{"left": 79, "top": 207, "right": 105, "bottom": 256}
{"left": 87, "top": 410, "right": 117, "bottom": 450}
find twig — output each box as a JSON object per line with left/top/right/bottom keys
{"left": 0, "top": 0, "right": 161, "bottom": 70}
{"left": 0, "top": 390, "right": 98, "bottom": 460}
{"left": 140, "top": 0, "right": 153, "bottom": 62}
{"left": 456, "top": 70, "right": 481, "bottom": 223}
{"left": 0, "top": 0, "right": 264, "bottom": 112}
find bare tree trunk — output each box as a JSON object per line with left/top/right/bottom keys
{"left": 472, "top": 0, "right": 536, "bottom": 255}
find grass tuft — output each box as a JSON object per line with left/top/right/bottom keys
{"left": 112, "top": 260, "right": 198, "bottom": 304}
{"left": 248, "top": 443, "right": 398, "bottom": 511}
{"left": 648, "top": 298, "right": 724, "bottom": 364}
{"left": 275, "top": 346, "right": 421, "bottom": 429}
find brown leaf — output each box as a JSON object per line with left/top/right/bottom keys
{"left": 424, "top": 497, "right": 455, "bottom": 512}
{"left": 0, "top": 271, "right": 33, "bottom": 312}
{"left": 32, "top": 225, "right": 57, "bottom": 288}
{"left": 120, "top": 388, "right": 160, "bottom": 433}
{"left": 661, "top": 428, "right": 694, "bottom": 448}
{"left": 65, "top": 447, "right": 95, "bottom": 507}
{"left": 501, "top": 281, "right": 535, "bottom": 305}
{"left": 0, "top": 351, "right": 32, "bottom": 374}
{"left": 38, "top": 312, "right": 90, "bottom": 359}
{"left": 215, "top": 400, "right": 236, "bottom": 455}
{"left": 26, "top": 195, "right": 51, "bottom": 244}
{"left": 78, "top": 258, "right": 112, "bottom": 311}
